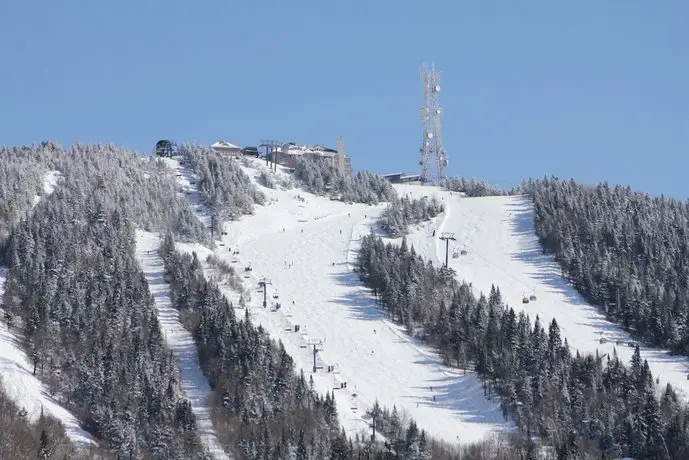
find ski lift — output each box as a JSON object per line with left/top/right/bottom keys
{"left": 460, "top": 249, "right": 468, "bottom": 256}
{"left": 452, "top": 249, "right": 460, "bottom": 259}
{"left": 522, "top": 297, "right": 530, "bottom": 304}
{"left": 244, "top": 265, "right": 252, "bottom": 272}
{"left": 529, "top": 293, "right": 537, "bottom": 301}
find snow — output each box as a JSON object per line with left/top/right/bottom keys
{"left": 32, "top": 170, "right": 63, "bottom": 208}
{"left": 159, "top": 156, "right": 212, "bottom": 230}
{"left": 135, "top": 230, "right": 231, "bottom": 460}
{"left": 391, "top": 184, "right": 689, "bottom": 399}
{"left": 211, "top": 141, "right": 240, "bottom": 150}
{"left": 0, "top": 168, "right": 96, "bottom": 448}
{"left": 162, "top": 156, "right": 511, "bottom": 445}
{"left": 0, "top": 289, "right": 96, "bottom": 448}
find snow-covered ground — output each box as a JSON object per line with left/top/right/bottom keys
{"left": 32, "top": 170, "right": 62, "bottom": 208}
{"left": 0, "top": 297, "right": 95, "bottom": 448}
{"left": 392, "top": 184, "right": 689, "bottom": 399}
{"left": 162, "top": 156, "right": 512, "bottom": 445}
{"left": 135, "top": 230, "right": 231, "bottom": 460}
{"left": 0, "top": 171, "right": 96, "bottom": 448}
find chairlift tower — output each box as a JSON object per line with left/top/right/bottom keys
{"left": 439, "top": 232, "right": 456, "bottom": 268}
{"left": 419, "top": 62, "right": 449, "bottom": 183}
{"left": 258, "top": 278, "right": 272, "bottom": 308}
{"left": 306, "top": 338, "right": 324, "bottom": 373}
{"left": 260, "top": 140, "right": 282, "bottom": 171}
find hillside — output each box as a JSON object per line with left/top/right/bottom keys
{"left": 4, "top": 142, "right": 689, "bottom": 459}
{"left": 392, "top": 184, "right": 689, "bottom": 399}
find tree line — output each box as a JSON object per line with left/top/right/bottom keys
{"left": 440, "top": 177, "right": 515, "bottom": 198}
{"left": 357, "top": 234, "right": 689, "bottom": 459}
{"left": 521, "top": 176, "right": 689, "bottom": 356}
{"left": 0, "top": 142, "right": 211, "bottom": 458}
{"left": 178, "top": 143, "right": 266, "bottom": 236}
{"left": 381, "top": 196, "right": 444, "bottom": 238}
{"left": 292, "top": 156, "right": 397, "bottom": 204}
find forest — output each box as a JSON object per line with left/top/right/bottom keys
{"left": 356, "top": 234, "right": 689, "bottom": 459}
{"left": 381, "top": 195, "right": 445, "bottom": 238}
{"left": 178, "top": 143, "right": 266, "bottom": 236}
{"left": 521, "top": 177, "right": 689, "bottom": 356}
{"left": 439, "top": 177, "right": 515, "bottom": 198}
{"left": 292, "top": 156, "right": 397, "bottom": 204}
{"left": 0, "top": 143, "right": 211, "bottom": 458}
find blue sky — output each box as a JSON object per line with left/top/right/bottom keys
{"left": 2, "top": 1, "right": 688, "bottom": 198}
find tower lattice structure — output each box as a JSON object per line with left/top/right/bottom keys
{"left": 419, "top": 62, "right": 448, "bottom": 182}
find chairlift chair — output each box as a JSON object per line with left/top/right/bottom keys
{"left": 529, "top": 293, "right": 537, "bottom": 301}
{"left": 460, "top": 249, "right": 468, "bottom": 256}
{"left": 522, "top": 297, "right": 530, "bottom": 304}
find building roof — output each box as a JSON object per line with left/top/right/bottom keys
{"left": 211, "top": 141, "right": 241, "bottom": 151}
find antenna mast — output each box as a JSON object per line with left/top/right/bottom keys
{"left": 419, "top": 62, "right": 448, "bottom": 183}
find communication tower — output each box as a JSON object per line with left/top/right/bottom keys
{"left": 419, "top": 62, "right": 448, "bottom": 182}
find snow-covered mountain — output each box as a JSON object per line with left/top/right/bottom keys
{"left": 5, "top": 146, "right": 689, "bottom": 459}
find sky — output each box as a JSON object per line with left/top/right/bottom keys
{"left": 1, "top": 1, "right": 688, "bottom": 198}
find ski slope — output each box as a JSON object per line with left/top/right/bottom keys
{"left": 135, "top": 230, "right": 231, "bottom": 460}
{"left": 392, "top": 184, "right": 689, "bottom": 399}
{"left": 162, "top": 156, "right": 512, "bottom": 445}
{"left": 0, "top": 171, "right": 96, "bottom": 448}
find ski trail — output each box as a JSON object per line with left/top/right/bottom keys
{"left": 0, "top": 266, "right": 97, "bottom": 448}
{"left": 135, "top": 231, "right": 231, "bottom": 460}
{"left": 162, "top": 156, "right": 510, "bottom": 444}
{"left": 398, "top": 185, "right": 689, "bottom": 400}
{"left": 0, "top": 170, "right": 97, "bottom": 449}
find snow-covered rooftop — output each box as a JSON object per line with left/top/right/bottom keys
{"left": 211, "top": 141, "right": 240, "bottom": 151}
